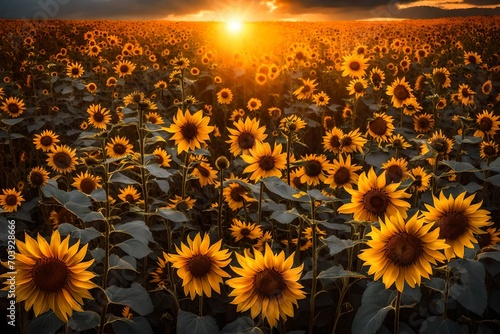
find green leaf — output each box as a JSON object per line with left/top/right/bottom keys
{"left": 448, "top": 259, "right": 487, "bottom": 316}
{"left": 364, "top": 151, "right": 391, "bottom": 169}
{"left": 61, "top": 86, "right": 73, "bottom": 94}
{"left": 454, "top": 135, "right": 482, "bottom": 145}
{"left": 352, "top": 281, "right": 396, "bottom": 334}
{"left": 488, "top": 290, "right": 500, "bottom": 315}
{"left": 401, "top": 285, "right": 421, "bottom": 305}
{"left": 27, "top": 310, "right": 65, "bottom": 334}
{"left": 486, "top": 157, "right": 500, "bottom": 173}
{"left": 307, "top": 189, "right": 339, "bottom": 202}
{"left": 154, "top": 179, "right": 170, "bottom": 194}
{"left": 2, "top": 117, "right": 24, "bottom": 126}
{"left": 157, "top": 208, "right": 189, "bottom": 222}
{"left": 146, "top": 164, "right": 172, "bottom": 178}
{"left": 110, "top": 172, "right": 140, "bottom": 185}
{"left": 270, "top": 208, "right": 300, "bottom": 224}
{"left": 220, "top": 317, "right": 255, "bottom": 334}
{"left": 68, "top": 311, "right": 100, "bottom": 331}
{"left": 477, "top": 250, "right": 500, "bottom": 262}
{"left": 90, "top": 188, "right": 107, "bottom": 202}
{"left": 317, "top": 266, "right": 364, "bottom": 281}
{"left": 110, "top": 316, "right": 154, "bottom": 334}
{"left": 440, "top": 160, "right": 479, "bottom": 173}
{"left": 420, "top": 316, "right": 459, "bottom": 334}
{"left": 115, "top": 239, "right": 151, "bottom": 259}
{"left": 323, "top": 235, "right": 360, "bottom": 256}
{"left": 114, "top": 220, "right": 153, "bottom": 244}
{"left": 261, "top": 177, "right": 301, "bottom": 201}
{"left": 109, "top": 254, "right": 138, "bottom": 271}
{"left": 176, "top": 310, "right": 219, "bottom": 334}
{"left": 422, "top": 277, "right": 446, "bottom": 293}
{"left": 57, "top": 224, "right": 103, "bottom": 244}
{"left": 486, "top": 174, "right": 500, "bottom": 186}
{"left": 106, "top": 282, "right": 154, "bottom": 316}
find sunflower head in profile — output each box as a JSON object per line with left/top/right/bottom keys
{"left": 1, "top": 230, "right": 96, "bottom": 321}
{"left": 191, "top": 161, "right": 217, "bottom": 187}
{"left": 293, "top": 78, "right": 317, "bottom": 100}
{"left": 359, "top": 212, "right": 448, "bottom": 292}
{"left": 151, "top": 147, "right": 171, "bottom": 167}
{"left": 409, "top": 166, "right": 431, "bottom": 193}
{"left": 105, "top": 135, "right": 134, "bottom": 159}
{"left": 229, "top": 218, "right": 263, "bottom": 243}
{"left": 0, "top": 188, "right": 25, "bottom": 212}
{"left": 150, "top": 251, "right": 171, "bottom": 288}
{"left": 386, "top": 77, "right": 414, "bottom": 108}
{"left": 168, "top": 233, "right": 231, "bottom": 300}
{"left": 341, "top": 53, "right": 369, "bottom": 78}
{"left": 165, "top": 109, "right": 214, "bottom": 154}
{"left": 227, "top": 243, "right": 306, "bottom": 328}
{"left": 1, "top": 96, "right": 26, "bottom": 118}
{"left": 422, "top": 191, "right": 492, "bottom": 260}
{"left": 226, "top": 117, "right": 268, "bottom": 156}
{"left": 338, "top": 168, "right": 411, "bottom": 222}
{"left": 71, "top": 171, "right": 102, "bottom": 195}
{"left": 474, "top": 110, "right": 500, "bottom": 139}
{"left": 477, "top": 227, "right": 500, "bottom": 249}
{"left": 325, "top": 154, "right": 362, "bottom": 190}
{"left": 241, "top": 141, "right": 287, "bottom": 182}
{"left": 279, "top": 114, "right": 307, "bottom": 135}
{"left": 87, "top": 104, "right": 111, "bottom": 130}
{"left": 46, "top": 145, "right": 78, "bottom": 174}
{"left": 367, "top": 113, "right": 395, "bottom": 143}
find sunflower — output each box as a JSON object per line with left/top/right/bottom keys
{"left": 381, "top": 157, "right": 410, "bottom": 184}
{"left": 217, "top": 88, "right": 233, "bottom": 104}
{"left": 474, "top": 110, "right": 500, "bottom": 139}
{"left": 85, "top": 82, "right": 97, "bottom": 94}
{"left": 106, "top": 136, "right": 134, "bottom": 158}
{"left": 226, "top": 117, "right": 268, "bottom": 156}
{"left": 46, "top": 145, "right": 78, "bottom": 174}
{"left": 422, "top": 192, "right": 491, "bottom": 260}
{"left": 293, "top": 78, "right": 317, "bottom": 100}
{"left": 118, "top": 185, "right": 141, "bottom": 204}
{"left": 247, "top": 98, "right": 262, "bottom": 111}
{"left": 480, "top": 140, "right": 499, "bottom": 161}
{"left": 388, "top": 134, "right": 412, "bottom": 150}
{"left": 165, "top": 109, "right": 214, "bottom": 154}
{"left": 66, "top": 62, "right": 84, "bottom": 78}
{"left": 482, "top": 80, "right": 493, "bottom": 95}
{"left": 369, "top": 67, "right": 385, "bottom": 91}
{"left": 323, "top": 127, "right": 344, "bottom": 153}
{"left": 402, "top": 97, "right": 422, "bottom": 116}
{"left": 456, "top": 83, "right": 475, "bottom": 107}
{"left": 223, "top": 176, "right": 256, "bottom": 211}
{"left": 167, "top": 233, "right": 231, "bottom": 299}
{"left": 229, "top": 219, "right": 263, "bottom": 243}
{"left": 367, "top": 113, "right": 395, "bottom": 142}
{"left": 87, "top": 104, "right": 111, "bottom": 130}
{"left": 144, "top": 111, "right": 164, "bottom": 125}
{"left": 409, "top": 166, "right": 431, "bottom": 193}
{"left": 191, "top": 162, "right": 217, "bottom": 187}
{"left": 358, "top": 212, "right": 448, "bottom": 292}
{"left": 1, "top": 230, "right": 96, "bottom": 321}
{"left": 123, "top": 91, "right": 145, "bottom": 105}
{"left": 151, "top": 147, "right": 171, "bottom": 167}
{"left": 0, "top": 188, "right": 25, "bottom": 212}
{"left": 340, "top": 128, "right": 367, "bottom": 154}
{"left": 464, "top": 51, "right": 482, "bottom": 65}
{"left": 428, "top": 130, "right": 454, "bottom": 157}
{"left": 113, "top": 59, "right": 136, "bottom": 78}
{"left": 432, "top": 67, "right": 451, "bottom": 89}
{"left": 71, "top": 171, "right": 102, "bottom": 195}
{"left": 312, "top": 91, "right": 330, "bottom": 106}
{"left": 154, "top": 80, "right": 168, "bottom": 90}
{"left": 171, "top": 56, "right": 190, "bottom": 70}
{"left": 295, "top": 154, "right": 332, "bottom": 186}
{"left": 338, "top": 168, "right": 411, "bottom": 222}
{"left": 241, "top": 141, "right": 287, "bottom": 181}
{"left": 279, "top": 115, "right": 307, "bottom": 135}
{"left": 33, "top": 130, "right": 60, "bottom": 152}
{"left": 325, "top": 154, "right": 362, "bottom": 189}
{"left": 49, "top": 208, "right": 76, "bottom": 230}
{"left": 27, "top": 166, "right": 50, "bottom": 187}
{"left": 1, "top": 97, "right": 26, "bottom": 118}
{"left": 413, "top": 113, "right": 435, "bottom": 133}
{"left": 227, "top": 244, "right": 306, "bottom": 328}
{"left": 341, "top": 53, "right": 369, "bottom": 78}
{"left": 477, "top": 228, "right": 500, "bottom": 249}
{"left": 254, "top": 231, "right": 273, "bottom": 251}
{"left": 347, "top": 78, "right": 368, "bottom": 99}
{"left": 150, "top": 252, "right": 170, "bottom": 287}
{"left": 386, "top": 77, "right": 414, "bottom": 108}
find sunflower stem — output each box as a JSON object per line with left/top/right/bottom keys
{"left": 361, "top": 136, "right": 374, "bottom": 167}
{"left": 180, "top": 69, "right": 185, "bottom": 112}
{"left": 217, "top": 167, "right": 224, "bottom": 241}
{"left": 332, "top": 277, "right": 349, "bottom": 334}
{"left": 308, "top": 198, "right": 318, "bottom": 334}
{"left": 199, "top": 295, "right": 203, "bottom": 317}
{"left": 394, "top": 290, "right": 402, "bottom": 334}
{"left": 181, "top": 152, "right": 190, "bottom": 199}
{"left": 257, "top": 181, "right": 264, "bottom": 225}
{"left": 443, "top": 267, "right": 451, "bottom": 320}
{"left": 286, "top": 132, "right": 292, "bottom": 186}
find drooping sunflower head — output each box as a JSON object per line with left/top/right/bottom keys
{"left": 223, "top": 176, "right": 256, "bottom": 211}
{"left": 359, "top": 212, "right": 448, "bottom": 292}
{"left": 150, "top": 251, "right": 171, "bottom": 288}
{"left": 422, "top": 191, "right": 492, "bottom": 260}
{"left": 168, "top": 233, "right": 231, "bottom": 300}
{"left": 477, "top": 227, "right": 500, "bottom": 249}
{"left": 166, "top": 109, "right": 214, "bottom": 154}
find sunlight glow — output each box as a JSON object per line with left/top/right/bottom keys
{"left": 227, "top": 20, "right": 243, "bottom": 33}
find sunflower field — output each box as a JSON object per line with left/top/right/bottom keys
{"left": 1, "top": 16, "right": 500, "bottom": 334}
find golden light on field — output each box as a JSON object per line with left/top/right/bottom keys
{"left": 226, "top": 20, "right": 243, "bottom": 33}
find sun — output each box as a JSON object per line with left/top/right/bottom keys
{"left": 227, "top": 20, "right": 243, "bottom": 33}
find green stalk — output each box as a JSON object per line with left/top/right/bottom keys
{"left": 181, "top": 152, "right": 190, "bottom": 199}
{"left": 217, "top": 168, "right": 224, "bottom": 240}
{"left": 394, "top": 290, "right": 402, "bottom": 334}
{"left": 443, "top": 268, "right": 451, "bottom": 320}
{"left": 286, "top": 132, "right": 293, "bottom": 186}
{"left": 308, "top": 199, "right": 318, "bottom": 334}
{"left": 257, "top": 181, "right": 264, "bottom": 225}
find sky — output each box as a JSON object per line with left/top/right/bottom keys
{"left": 1, "top": 0, "right": 500, "bottom": 21}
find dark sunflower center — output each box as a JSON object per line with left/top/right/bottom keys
{"left": 188, "top": 254, "right": 211, "bottom": 277}
{"left": 148, "top": 116, "right": 158, "bottom": 123}
{"left": 53, "top": 152, "right": 72, "bottom": 169}
{"left": 5, "top": 194, "right": 18, "bottom": 206}
{"left": 221, "top": 91, "right": 229, "bottom": 99}
{"left": 341, "top": 136, "right": 352, "bottom": 147}
{"left": 437, "top": 211, "right": 468, "bottom": 241}
{"left": 468, "top": 55, "right": 477, "bottom": 64}
{"left": 196, "top": 165, "right": 211, "bottom": 178}
{"left": 8, "top": 104, "right": 20, "bottom": 114}
{"left": 477, "top": 233, "right": 491, "bottom": 249}
{"left": 304, "top": 160, "right": 322, "bottom": 177}
{"left": 461, "top": 88, "right": 470, "bottom": 97}
{"left": 329, "top": 136, "right": 341, "bottom": 149}
{"left": 363, "top": 189, "right": 388, "bottom": 216}
{"left": 80, "top": 178, "right": 97, "bottom": 194}
{"left": 418, "top": 117, "right": 430, "bottom": 129}
{"left": 125, "top": 194, "right": 135, "bottom": 203}
{"left": 369, "top": 117, "right": 388, "bottom": 136}
{"left": 413, "top": 176, "right": 422, "bottom": 187}
{"left": 133, "top": 94, "right": 142, "bottom": 103}
{"left": 295, "top": 52, "right": 305, "bottom": 61}
{"left": 480, "top": 118, "right": 493, "bottom": 131}
{"left": 259, "top": 155, "right": 275, "bottom": 171}
{"left": 32, "top": 257, "right": 69, "bottom": 292}
{"left": 41, "top": 136, "right": 54, "bottom": 146}
{"left": 333, "top": 167, "right": 350, "bottom": 185}
{"left": 433, "top": 72, "right": 446, "bottom": 85}
{"left": 155, "top": 155, "right": 164, "bottom": 165}
{"left": 483, "top": 145, "right": 496, "bottom": 156}
{"left": 112, "top": 143, "right": 127, "bottom": 155}
{"left": 30, "top": 172, "right": 45, "bottom": 186}
{"left": 120, "top": 65, "right": 129, "bottom": 73}
{"left": 181, "top": 122, "right": 198, "bottom": 140}
{"left": 240, "top": 228, "right": 251, "bottom": 236}
{"left": 254, "top": 269, "right": 286, "bottom": 299}
{"left": 386, "top": 165, "right": 403, "bottom": 183}
{"left": 354, "top": 82, "right": 364, "bottom": 93}
{"left": 372, "top": 73, "right": 382, "bottom": 85}
{"left": 238, "top": 132, "right": 256, "bottom": 149}
{"left": 349, "top": 61, "right": 361, "bottom": 71}
{"left": 230, "top": 186, "right": 246, "bottom": 202}
{"left": 93, "top": 112, "right": 104, "bottom": 122}
{"left": 394, "top": 85, "right": 410, "bottom": 101}
{"left": 71, "top": 67, "right": 80, "bottom": 75}
{"left": 302, "top": 85, "right": 312, "bottom": 93}
{"left": 385, "top": 232, "right": 423, "bottom": 266}
{"left": 430, "top": 139, "right": 448, "bottom": 153}
{"left": 324, "top": 118, "right": 335, "bottom": 129}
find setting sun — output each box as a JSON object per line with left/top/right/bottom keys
{"left": 227, "top": 20, "right": 243, "bottom": 33}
